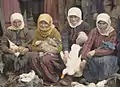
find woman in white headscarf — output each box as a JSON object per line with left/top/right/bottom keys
{"left": 80, "top": 13, "right": 119, "bottom": 83}
{"left": 6, "top": 13, "right": 33, "bottom": 46}
{"left": 2, "top": 13, "right": 35, "bottom": 78}
{"left": 61, "top": 7, "right": 91, "bottom": 62}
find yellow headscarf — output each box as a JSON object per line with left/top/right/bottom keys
{"left": 36, "top": 14, "right": 55, "bottom": 39}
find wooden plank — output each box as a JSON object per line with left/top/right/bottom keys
{"left": 0, "top": 0, "right": 6, "bottom": 32}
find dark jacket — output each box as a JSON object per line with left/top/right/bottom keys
{"left": 61, "top": 21, "right": 91, "bottom": 51}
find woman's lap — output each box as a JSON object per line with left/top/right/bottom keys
{"left": 83, "top": 55, "right": 119, "bottom": 83}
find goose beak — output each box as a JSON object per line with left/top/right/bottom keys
{"left": 61, "top": 74, "right": 65, "bottom": 79}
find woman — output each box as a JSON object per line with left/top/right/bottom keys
{"left": 6, "top": 13, "right": 33, "bottom": 47}
{"left": 2, "top": 13, "right": 34, "bottom": 77}
{"left": 29, "top": 14, "right": 65, "bottom": 83}
{"left": 61, "top": 7, "right": 91, "bottom": 63}
{"left": 81, "top": 13, "right": 119, "bottom": 83}
{"left": 103, "top": 1, "right": 120, "bottom": 68}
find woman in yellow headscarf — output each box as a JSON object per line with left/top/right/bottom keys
{"left": 32, "top": 13, "right": 62, "bottom": 52}
{"left": 29, "top": 14, "right": 65, "bottom": 83}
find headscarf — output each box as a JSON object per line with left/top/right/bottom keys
{"left": 67, "top": 7, "right": 83, "bottom": 28}
{"left": 76, "top": 31, "right": 88, "bottom": 45}
{"left": 96, "top": 13, "right": 114, "bottom": 36}
{"left": 36, "top": 13, "right": 55, "bottom": 38}
{"left": 8, "top": 13, "right": 24, "bottom": 30}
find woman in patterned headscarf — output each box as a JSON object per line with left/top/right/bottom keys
{"left": 80, "top": 13, "right": 119, "bottom": 83}
{"left": 29, "top": 14, "right": 65, "bottom": 83}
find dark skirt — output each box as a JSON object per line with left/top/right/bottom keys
{"left": 2, "top": 52, "right": 36, "bottom": 75}
{"left": 83, "top": 55, "right": 119, "bottom": 83}
{"left": 29, "top": 52, "right": 65, "bottom": 83}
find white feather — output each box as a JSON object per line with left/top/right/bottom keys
{"left": 62, "top": 44, "right": 82, "bottom": 76}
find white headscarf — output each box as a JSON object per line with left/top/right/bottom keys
{"left": 67, "top": 7, "right": 83, "bottom": 28}
{"left": 8, "top": 13, "right": 24, "bottom": 30}
{"left": 96, "top": 13, "right": 114, "bottom": 36}
{"left": 76, "top": 31, "right": 88, "bottom": 45}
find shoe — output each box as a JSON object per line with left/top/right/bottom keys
{"left": 79, "top": 78, "right": 89, "bottom": 85}
{"left": 59, "top": 79, "right": 69, "bottom": 86}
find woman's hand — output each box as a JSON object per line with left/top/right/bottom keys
{"left": 35, "top": 41, "right": 42, "bottom": 46}
{"left": 63, "top": 51, "right": 69, "bottom": 64}
{"left": 87, "top": 50, "right": 95, "bottom": 58}
{"left": 22, "top": 48, "right": 29, "bottom": 53}
{"left": 8, "top": 48, "right": 18, "bottom": 53}
{"left": 18, "top": 46, "right": 29, "bottom": 53}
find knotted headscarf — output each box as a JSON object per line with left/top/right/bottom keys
{"left": 67, "top": 7, "right": 83, "bottom": 28}
{"left": 96, "top": 13, "right": 114, "bottom": 36}
{"left": 8, "top": 13, "right": 24, "bottom": 30}
{"left": 36, "top": 14, "right": 55, "bottom": 39}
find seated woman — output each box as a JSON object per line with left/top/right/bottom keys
{"left": 2, "top": 13, "right": 34, "bottom": 77}
{"left": 6, "top": 12, "right": 33, "bottom": 47}
{"left": 61, "top": 7, "right": 91, "bottom": 63}
{"left": 80, "top": 13, "right": 119, "bottom": 83}
{"left": 29, "top": 14, "right": 65, "bottom": 83}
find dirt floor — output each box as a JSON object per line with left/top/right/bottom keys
{"left": 0, "top": 73, "right": 73, "bottom": 87}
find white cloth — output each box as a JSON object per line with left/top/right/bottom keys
{"left": 96, "top": 13, "right": 114, "bottom": 36}
{"left": 8, "top": 39, "right": 18, "bottom": 49}
{"left": 8, "top": 39, "right": 20, "bottom": 57}
{"left": 67, "top": 7, "right": 83, "bottom": 28}
{"left": 8, "top": 13, "right": 24, "bottom": 30}
{"left": 19, "top": 70, "right": 35, "bottom": 83}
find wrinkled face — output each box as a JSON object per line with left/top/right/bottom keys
{"left": 98, "top": 21, "right": 108, "bottom": 31}
{"left": 13, "top": 19, "right": 22, "bottom": 28}
{"left": 69, "top": 15, "right": 80, "bottom": 26}
{"left": 39, "top": 21, "right": 50, "bottom": 29}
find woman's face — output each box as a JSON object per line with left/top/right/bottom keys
{"left": 69, "top": 15, "right": 80, "bottom": 26}
{"left": 98, "top": 21, "right": 108, "bottom": 31}
{"left": 13, "top": 19, "right": 22, "bottom": 28}
{"left": 39, "top": 21, "right": 50, "bottom": 29}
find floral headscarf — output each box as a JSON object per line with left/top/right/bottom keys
{"left": 67, "top": 7, "right": 83, "bottom": 28}
{"left": 36, "top": 14, "right": 55, "bottom": 38}
{"left": 96, "top": 13, "right": 114, "bottom": 36}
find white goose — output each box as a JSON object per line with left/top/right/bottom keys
{"left": 61, "top": 44, "right": 82, "bottom": 79}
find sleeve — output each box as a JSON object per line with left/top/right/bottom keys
{"left": 61, "top": 27, "right": 69, "bottom": 51}
{"left": 22, "top": 29, "right": 34, "bottom": 47}
{"left": 52, "top": 28, "right": 61, "bottom": 41}
{"left": 31, "top": 30, "right": 41, "bottom": 52}
{"left": 94, "top": 31, "right": 117, "bottom": 56}
{"left": 52, "top": 28, "right": 62, "bottom": 52}
{"left": 4, "top": 29, "right": 12, "bottom": 41}
{"left": 81, "top": 29, "right": 96, "bottom": 59}
{"left": 0, "top": 37, "right": 13, "bottom": 54}
{"left": 83, "top": 22, "right": 91, "bottom": 34}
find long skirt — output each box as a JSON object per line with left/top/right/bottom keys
{"left": 2, "top": 52, "right": 37, "bottom": 75}
{"left": 29, "top": 53, "right": 65, "bottom": 83}
{"left": 83, "top": 55, "right": 119, "bottom": 83}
